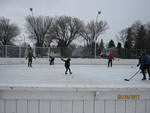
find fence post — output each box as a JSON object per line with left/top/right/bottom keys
{"left": 5, "top": 45, "right": 7, "bottom": 58}
{"left": 19, "top": 47, "right": 21, "bottom": 58}
{"left": 48, "top": 47, "right": 50, "bottom": 58}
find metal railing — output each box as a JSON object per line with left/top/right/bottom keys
{"left": 0, "top": 45, "right": 100, "bottom": 58}
{"left": 0, "top": 45, "right": 149, "bottom": 59}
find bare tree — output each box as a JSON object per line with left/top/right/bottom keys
{"left": 116, "top": 29, "right": 127, "bottom": 47}
{"left": 25, "top": 16, "right": 53, "bottom": 47}
{"left": 80, "top": 20, "right": 109, "bottom": 46}
{"left": 0, "top": 17, "right": 20, "bottom": 45}
{"left": 49, "top": 16, "right": 84, "bottom": 47}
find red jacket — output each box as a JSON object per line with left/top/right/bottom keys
{"left": 108, "top": 54, "right": 114, "bottom": 60}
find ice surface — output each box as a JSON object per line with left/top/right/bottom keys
{"left": 0, "top": 62, "right": 150, "bottom": 90}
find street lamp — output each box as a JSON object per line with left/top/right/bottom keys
{"left": 94, "top": 11, "right": 101, "bottom": 59}
{"left": 22, "top": 34, "right": 26, "bottom": 48}
{"left": 29, "top": 8, "right": 35, "bottom": 56}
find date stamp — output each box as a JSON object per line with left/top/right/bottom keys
{"left": 117, "top": 95, "right": 140, "bottom": 99}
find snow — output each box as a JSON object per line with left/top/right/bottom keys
{"left": 0, "top": 58, "right": 138, "bottom": 65}
{"left": 0, "top": 58, "right": 150, "bottom": 91}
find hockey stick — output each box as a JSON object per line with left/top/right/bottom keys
{"left": 124, "top": 70, "right": 140, "bottom": 81}
{"left": 113, "top": 58, "right": 120, "bottom": 61}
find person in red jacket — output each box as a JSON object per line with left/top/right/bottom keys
{"left": 108, "top": 53, "right": 114, "bottom": 67}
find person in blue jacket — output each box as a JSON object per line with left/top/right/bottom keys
{"left": 49, "top": 56, "right": 55, "bottom": 65}
{"left": 140, "top": 52, "right": 150, "bottom": 80}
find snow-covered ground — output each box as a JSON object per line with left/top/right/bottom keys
{"left": 0, "top": 61, "right": 150, "bottom": 90}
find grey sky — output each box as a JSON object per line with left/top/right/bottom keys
{"left": 0, "top": 0, "right": 150, "bottom": 44}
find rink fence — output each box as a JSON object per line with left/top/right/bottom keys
{"left": 0, "top": 45, "right": 150, "bottom": 59}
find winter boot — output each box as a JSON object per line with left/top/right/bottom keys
{"left": 141, "top": 77, "right": 146, "bottom": 80}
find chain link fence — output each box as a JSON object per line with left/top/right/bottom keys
{"left": 0, "top": 45, "right": 149, "bottom": 59}
{"left": 100, "top": 48, "right": 150, "bottom": 59}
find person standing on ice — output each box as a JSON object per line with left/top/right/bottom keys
{"left": 61, "top": 58, "right": 72, "bottom": 74}
{"left": 108, "top": 53, "right": 114, "bottom": 67}
{"left": 26, "top": 50, "right": 36, "bottom": 67}
{"left": 140, "top": 52, "right": 150, "bottom": 80}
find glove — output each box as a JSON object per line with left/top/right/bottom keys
{"left": 140, "top": 66, "right": 143, "bottom": 70}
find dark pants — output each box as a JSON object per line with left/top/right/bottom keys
{"left": 141, "top": 64, "right": 150, "bottom": 78}
{"left": 50, "top": 59, "right": 54, "bottom": 65}
{"left": 108, "top": 59, "right": 112, "bottom": 67}
{"left": 28, "top": 59, "right": 32, "bottom": 67}
{"left": 65, "top": 66, "right": 71, "bottom": 74}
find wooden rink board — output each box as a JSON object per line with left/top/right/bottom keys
{"left": 0, "top": 89, "right": 150, "bottom": 113}
{"left": 0, "top": 59, "right": 150, "bottom": 113}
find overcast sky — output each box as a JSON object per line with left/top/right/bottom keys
{"left": 0, "top": 0, "right": 150, "bottom": 45}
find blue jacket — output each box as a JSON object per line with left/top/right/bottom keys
{"left": 141, "top": 55, "right": 150, "bottom": 66}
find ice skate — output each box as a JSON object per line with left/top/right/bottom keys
{"left": 141, "top": 77, "right": 146, "bottom": 80}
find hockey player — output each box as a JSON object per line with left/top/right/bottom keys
{"left": 137, "top": 55, "right": 142, "bottom": 67}
{"left": 26, "top": 50, "right": 36, "bottom": 67}
{"left": 61, "top": 58, "right": 72, "bottom": 74}
{"left": 49, "top": 56, "right": 55, "bottom": 65}
{"left": 108, "top": 53, "right": 114, "bottom": 67}
{"left": 140, "top": 52, "right": 150, "bottom": 80}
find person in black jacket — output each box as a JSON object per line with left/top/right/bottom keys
{"left": 61, "top": 58, "right": 72, "bottom": 74}
{"left": 26, "top": 50, "right": 36, "bottom": 67}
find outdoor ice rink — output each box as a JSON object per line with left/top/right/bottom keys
{"left": 0, "top": 58, "right": 150, "bottom": 89}
{"left": 1, "top": 58, "right": 150, "bottom": 113}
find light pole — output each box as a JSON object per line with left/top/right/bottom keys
{"left": 94, "top": 11, "right": 101, "bottom": 59}
{"left": 29, "top": 8, "right": 35, "bottom": 56}
{"left": 22, "top": 34, "right": 25, "bottom": 48}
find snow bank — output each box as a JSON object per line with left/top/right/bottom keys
{"left": 0, "top": 58, "right": 138, "bottom": 65}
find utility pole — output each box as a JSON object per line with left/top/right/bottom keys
{"left": 94, "top": 11, "right": 101, "bottom": 59}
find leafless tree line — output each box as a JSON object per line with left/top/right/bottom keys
{"left": 0, "top": 17, "right": 20, "bottom": 45}
{"left": 116, "top": 20, "right": 150, "bottom": 49}
{"left": 0, "top": 16, "right": 109, "bottom": 48}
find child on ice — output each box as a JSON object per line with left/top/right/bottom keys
{"left": 61, "top": 58, "right": 72, "bottom": 74}
{"left": 49, "top": 56, "right": 55, "bottom": 65}
{"left": 108, "top": 53, "right": 114, "bottom": 67}
{"left": 26, "top": 50, "right": 36, "bottom": 67}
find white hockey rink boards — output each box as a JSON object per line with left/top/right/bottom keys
{"left": 0, "top": 89, "right": 150, "bottom": 113}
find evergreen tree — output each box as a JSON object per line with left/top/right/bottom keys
{"left": 100, "top": 39, "right": 104, "bottom": 49}
{"left": 108, "top": 39, "right": 115, "bottom": 48}
{"left": 124, "top": 28, "right": 133, "bottom": 49}
{"left": 117, "top": 42, "right": 122, "bottom": 48}
{"left": 134, "top": 25, "right": 147, "bottom": 49}
{"left": 145, "top": 22, "right": 150, "bottom": 49}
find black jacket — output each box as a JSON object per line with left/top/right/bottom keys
{"left": 61, "top": 58, "right": 71, "bottom": 68}
{"left": 26, "top": 53, "right": 35, "bottom": 60}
